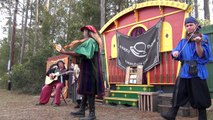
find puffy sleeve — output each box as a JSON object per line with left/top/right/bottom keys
{"left": 74, "top": 38, "right": 99, "bottom": 59}
{"left": 198, "top": 34, "right": 213, "bottom": 64}
{"left": 203, "top": 35, "right": 213, "bottom": 62}
{"left": 171, "top": 39, "right": 185, "bottom": 61}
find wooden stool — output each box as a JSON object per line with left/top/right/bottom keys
{"left": 51, "top": 88, "right": 67, "bottom": 105}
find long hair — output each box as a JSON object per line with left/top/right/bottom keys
{"left": 89, "top": 31, "right": 103, "bottom": 50}
{"left": 57, "top": 60, "right": 66, "bottom": 69}
{"left": 48, "top": 63, "right": 58, "bottom": 70}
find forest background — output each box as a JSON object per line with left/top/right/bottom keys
{"left": 0, "top": 0, "right": 212, "bottom": 94}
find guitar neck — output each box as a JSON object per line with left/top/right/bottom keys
{"left": 56, "top": 70, "right": 73, "bottom": 77}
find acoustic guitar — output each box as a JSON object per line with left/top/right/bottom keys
{"left": 45, "top": 70, "right": 73, "bottom": 85}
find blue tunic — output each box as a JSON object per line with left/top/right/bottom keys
{"left": 172, "top": 34, "right": 213, "bottom": 80}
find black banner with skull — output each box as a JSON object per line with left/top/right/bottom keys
{"left": 116, "top": 20, "right": 162, "bottom": 72}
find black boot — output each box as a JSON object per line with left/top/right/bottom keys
{"left": 198, "top": 109, "right": 207, "bottom": 120}
{"left": 161, "top": 106, "right": 179, "bottom": 120}
{"left": 74, "top": 100, "right": 81, "bottom": 108}
{"left": 70, "top": 96, "right": 87, "bottom": 117}
{"left": 80, "top": 95, "right": 96, "bottom": 120}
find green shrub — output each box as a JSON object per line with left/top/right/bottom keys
{"left": 10, "top": 48, "right": 52, "bottom": 94}
{"left": 0, "top": 73, "right": 10, "bottom": 89}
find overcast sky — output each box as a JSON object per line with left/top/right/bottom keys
{"left": 0, "top": 0, "right": 213, "bottom": 41}
{"left": 0, "top": 8, "right": 9, "bottom": 40}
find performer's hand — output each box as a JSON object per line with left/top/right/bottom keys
{"left": 64, "top": 86, "right": 68, "bottom": 90}
{"left": 55, "top": 44, "right": 62, "bottom": 52}
{"left": 172, "top": 51, "right": 179, "bottom": 58}
{"left": 63, "top": 45, "right": 69, "bottom": 49}
{"left": 194, "top": 36, "right": 202, "bottom": 44}
{"left": 49, "top": 74, "right": 55, "bottom": 79}
{"left": 60, "top": 48, "right": 65, "bottom": 53}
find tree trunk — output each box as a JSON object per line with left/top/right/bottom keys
{"left": 100, "top": 0, "right": 105, "bottom": 28}
{"left": 29, "top": 0, "right": 33, "bottom": 28}
{"left": 194, "top": 0, "right": 198, "bottom": 19}
{"left": 27, "top": 0, "right": 33, "bottom": 54}
{"left": 20, "top": 0, "right": 29, "bottom": 64}
{"left": 20, "top": 2, "right": 25, "bottom": 63}
{"left": 204, "top": 0, "right": 210, "bottom": 20}
{"left": 9, "top": 0, "right": 18, "bottom": 69}
{"left": 45, "top": 0, "right": 50, "bottom": 11}
{"left": 7, "top": 0, "right": 12, "bottom": 71}
{"left": 33, "top": 0, "right": 39, "bottom": 55}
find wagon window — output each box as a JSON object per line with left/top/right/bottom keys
{"left": 130, "top": 27, "right": 146, "bottom": 37}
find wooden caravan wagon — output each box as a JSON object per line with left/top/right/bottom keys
{"left": 100, "top": 0, "right": 193, "bottom": 108}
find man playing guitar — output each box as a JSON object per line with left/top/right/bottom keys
{"left": 36, "top": 60, "right": 69, "bottom": 106}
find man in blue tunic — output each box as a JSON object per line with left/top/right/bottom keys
{"left": 161, "top": 16, "right": 213, "bottom": 120}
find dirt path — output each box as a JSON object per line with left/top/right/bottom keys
{"left": 0, "top": 89, "right": 204, "bottom": 120}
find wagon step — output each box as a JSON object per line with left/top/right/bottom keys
{"left": 104, "top": 97, "right": 138, "bottom": 107}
